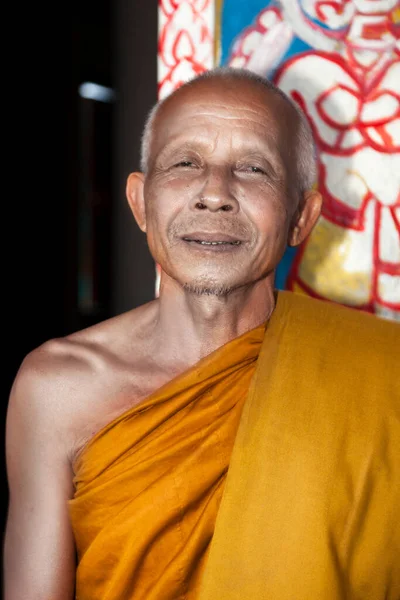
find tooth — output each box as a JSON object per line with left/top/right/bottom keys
{"left": 190, "top": 240, "right": 241, "bottom": 245}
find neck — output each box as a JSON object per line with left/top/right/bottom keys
{"left": 149, "top": 272, "right": 276, "bottom": 367}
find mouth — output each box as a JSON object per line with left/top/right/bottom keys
{"left": 182, "top": 238, "right": 241, "bottom": 246}
{"left": 181, "top": 232, "right": 244, "bottom": 248}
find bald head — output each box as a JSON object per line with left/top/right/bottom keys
{"left": 140, "top": 67, "right": 317, "bottom": 195}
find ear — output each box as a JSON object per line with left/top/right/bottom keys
{"left": 288, "top": 189, "right": 323, "bottom": 247}
{"left": 126, "top": 172, "right": 146, "bottom": 232}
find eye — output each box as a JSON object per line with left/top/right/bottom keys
{"left": 237, "top": 164, "right": 267, "bottom": 176}
{"left": 174, "top": 160, "right": 196, "bottom": 168}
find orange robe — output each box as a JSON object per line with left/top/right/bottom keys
{"left": 69, "top": 320, "right": 265, "bottom": 599}
{"left": 70, "top": 291, "right": 400, "bottom": 599}
{"left": 200, "top": 291, "right": 400, "bottom": 599}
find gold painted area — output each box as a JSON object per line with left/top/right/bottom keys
{"left": 392, "top": 7, "right": 400, "bottom": 24}
{"left": 214, "top": 0, "right": 223, "bottom": 66}
{"left": 298, "top": 218, "right": 372, "bottom": 305}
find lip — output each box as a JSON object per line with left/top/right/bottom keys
{"left": 181, "top": 232, "right": 244, "bottom": 244}
{"left": 181, "top": 240, "right": 243, "bottom": 252}
{"left": 180, "top": 232, "right": 245, "bottom": 253}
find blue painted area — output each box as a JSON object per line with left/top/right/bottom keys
{"left": 278, "top": 36, "right": 312, "bottom": 68}
{"left": 221, "top": 0, "right": 316, "bottom": 66}
{"left": 275, "top": 246, "right": 298, "bottom": 289}
{"left": 221, "top": 0, "right": 271, "bottom": 64}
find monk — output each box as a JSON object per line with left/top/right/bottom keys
{"left": 3, "top": 68, "right": 399, "bottom": 600}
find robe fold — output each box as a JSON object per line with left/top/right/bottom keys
{"left": 70, "top": 291, "right": 400, "bottom": 599}
{"left": 69, "top": 319, "right": 265, "bottom": 599}
{"left": 199, "top": 291, "right": 400, "bottom": 600}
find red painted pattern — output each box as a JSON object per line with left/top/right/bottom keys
{"left": 158, "top": 0, "right": 213, "bottom": 99}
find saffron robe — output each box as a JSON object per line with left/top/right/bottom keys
{"left": 69, "top": 316, "right": 265, "bottom": 599}
{"left": 199, "top": 291, "right": 400, "bottom": 599}
{"left": 70, "top": 291, "right": 400, "bottom": 599}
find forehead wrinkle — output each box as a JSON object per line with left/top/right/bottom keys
{"left": 158, "top": 80, "right": 294, "bottom": 135}
{"left": 154, "top": 94, "right": 289, "bottom": 164}
{"left": 155, "top": 131, "right": 219, "bottom": 162}
{"left": 159, "top": 115, "right": 279, "bottom": 150}
{"left": 184, "top": 106, "right": 267, "bottom": 120}
{"left": 171, "top": 104, "right": 276, "bottom": 130}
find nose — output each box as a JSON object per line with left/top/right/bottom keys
{"left": 192, "top": 166, "right": 239, "bottom": 213}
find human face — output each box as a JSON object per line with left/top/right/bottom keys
{"left": 142, "top": 81, "right": 298, "bottom": 295}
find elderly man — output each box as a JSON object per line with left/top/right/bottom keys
{"left": 4, "top": 68, "right": 399, "bottom": 600}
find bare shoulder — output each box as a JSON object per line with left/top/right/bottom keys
{"left": 8, "top": 301, "right": 159, "bottom": 461}
{"left": 7, "top": 336, "right": 93, "bottom": 464}
{"left": 12, "top": 302, "right": 150, "bottom": 390}
{"left": 14, "top": 332, "right": 96, "bottom": 390}
{"left": 11, "top": 321, "right": 109, "bottom": 408}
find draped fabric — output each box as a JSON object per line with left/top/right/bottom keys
{"left": 69, "top": 290, "right": 400, "bottom": 599}
{"left": 199, "top": 291, "right": 400, "bottom": 599}
{"left": 69, "top": 319, "right": 266, "bottom": 599}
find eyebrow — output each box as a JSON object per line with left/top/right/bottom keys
{"left": 155, "top": 139, "right": 214, "bottom": 163}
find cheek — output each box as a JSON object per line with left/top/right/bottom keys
{"left": 250, "top": 200, "right": 291, "bottom": 240}
{"left": 148, "top": 172, "right": 200, "bottom": 197}
{"left": 146, "top": 178, "right": 194, "bottom": 218}
{"left": 144, "top": 187, "right": 172, "bottom": 228}
{"left": 239, "top": 180, "right": 290, "bottom": 220}
{"left": 144, "top": 191, "right": 184, "bottom": 253}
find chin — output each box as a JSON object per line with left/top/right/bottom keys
{"left": 160, "top": 261, "right": 254, "bottom": 297}
{"left": 180, "top": 271, "right": 245, "bottom": 297}
{"left": 182, "top": 281, "right": 235, "bottom": 297}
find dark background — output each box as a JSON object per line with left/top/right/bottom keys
{"left": 3, "top": 0, "right": 158, "bottom": 555}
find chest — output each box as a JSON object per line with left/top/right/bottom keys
{"left": 69, "top": 360, "right": 189, "bottom": 464}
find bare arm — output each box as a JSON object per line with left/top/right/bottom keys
{"left": 3, "top": 347, "right": 76, "bottom": 599}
